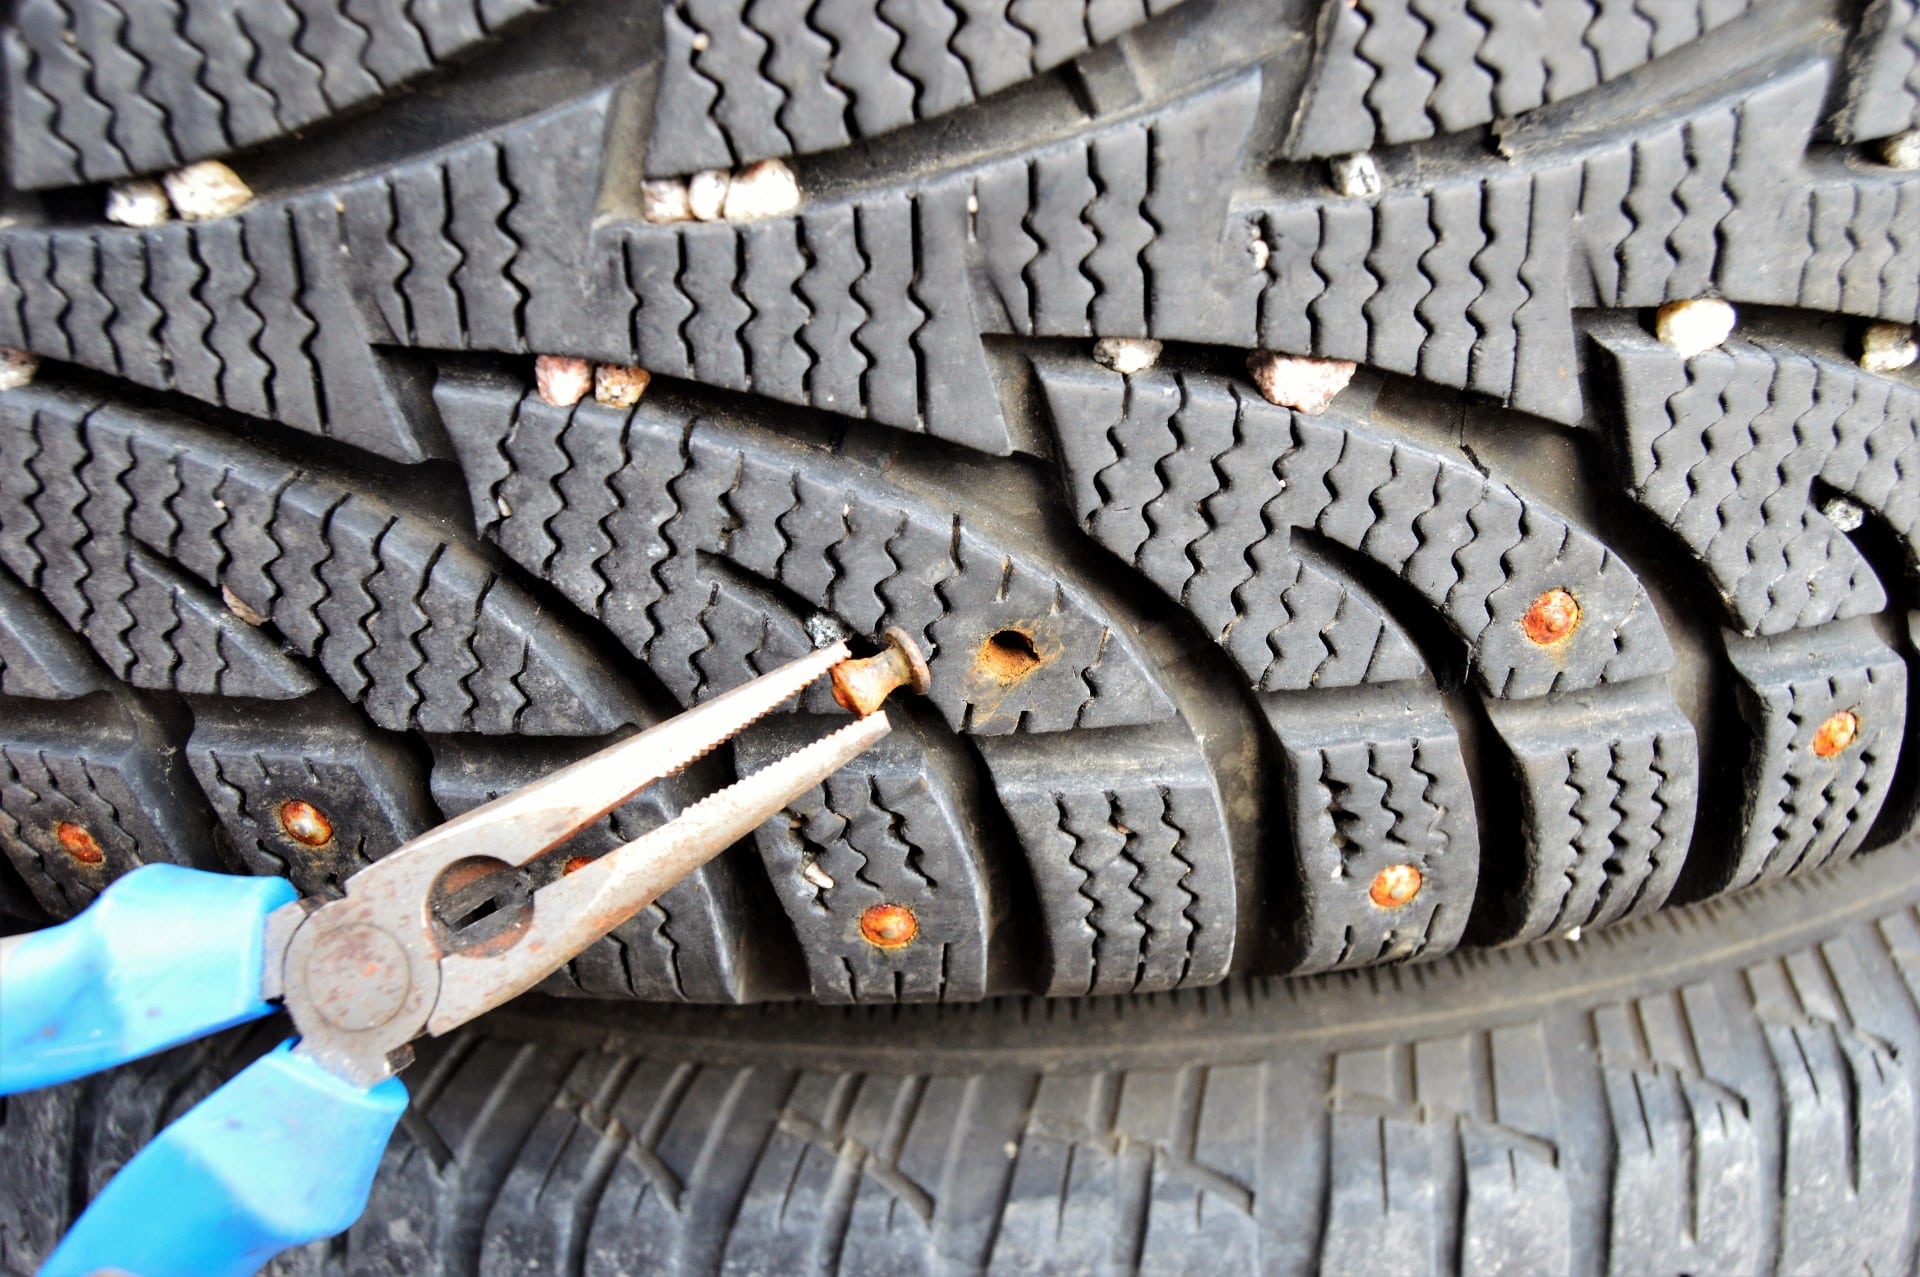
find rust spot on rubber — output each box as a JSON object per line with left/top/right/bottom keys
{"left": 55, "top": 821, "right": 103, "bottom": 865}
{"left": 859, "top": 902, "right": 918, "bottom": 949}
{"left": 830, "top": 627, "right": 931, "bottom": 715}
{"left": 278, "top": 799, "right": 334, "bottom": 848}
{"left": 562, "top": 855, "right": 594, "bottom": 876}
{"left": 975, "top": 628, "right": 1043, "bottom": 684}
{"left": 1368, "top": 863, "right": 1422, "bottom": 909}
{"left": 1812, "top": 710, "right": 1860, "bottom": 758}
{"left": 1521, "top": 588, "right": 1581, "bottom": 646}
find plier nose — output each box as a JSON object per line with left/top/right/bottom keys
{"left": 275, "top": 628, "right": 930, "bottom": 1085}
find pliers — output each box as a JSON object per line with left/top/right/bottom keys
{"left": 0, "top": 632, "right": 929, "bottom": 1277}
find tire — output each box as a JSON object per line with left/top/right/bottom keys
{"left": 6, "top": 0, "right": 1917, "bottom": 999}
{"left": 3, "top": 836, "right": 1919, "bottom": 1275}
{"left": 2, "top": 0, "right": 1916, "bottom": 1001}
{"left": 0, "top": 0, "right": 1917, "bottom": 1264}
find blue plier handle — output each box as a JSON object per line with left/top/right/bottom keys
{"left": 0, "top": 634, "right": 922, "bottom": 1276}
{"left": 1, "top": 865, "right": 408, "bottom": 1277}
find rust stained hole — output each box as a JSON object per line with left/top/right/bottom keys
{"left": 976, "top": 629, "right": 1044, "bottom": 684}
{"left": 55, "top": 821, "right": 104, "bottom": 865}
{"left": 1812, "top": 710, "right": 1860, "bottom": 758}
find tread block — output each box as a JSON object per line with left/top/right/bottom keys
{"left": 0, "top": 207, "right": 444, "bottom": 463}
{"left": 612, "top": 179, "right": 1009, "bottom": 450}
{"left": 1323, "top": 1026, "right": 1571, "bottom": 1272}
{"left": 643, "top": 0, "right": 1190, "bottom": 177}
{"left": 0, "top": 383, "right": 640, "bottom": 736}
{"left": 434, "top": 369, "right": 1176, "bottom": 734}
{"left": 184, "top": 696, "right": 439, "bottom": 898}
{"left": 1034, "top": 357, "right": 1674, "bottom": 699}
{"left": 1287, "top": 0, "right": 1755, "bottom": 157}
{"left": 1717, "top": 624, "right": 1909, "bottom": 893}
{"left": 429, "top": 734, "right": 754, "bottom": 1002}
{"left": 0, "top": 390, "right": 322, "bottom": 702}
{"left": 1265, "top": 687, "right": 1478, "bottom": 972}
{"left": 990, "top": 1063, "right": 1263, "bottom": 1273}
{"left": 1594, "top": 321, "right": 1919, "bottom": 637}
{"left": 724, "top": 1069, "right": 965, "bottom": 1273}
{"left": 0, "top": 567, "right": 109, "bottom": 699}
{"left": 1594, "top": 983, "right": 1764, "bottom": 1275}
{"left": 0, "top": 696, "right": 219, "bottom": 916}
{"left": 1839, "top": 0, "right": 1920, "bottom": 141}
{"left": 1483, "top": 687, "right": 1700, "bottom": 944}
{"left": 3, "top": 0, "right": 556, "bottom": 189}
{"left": 1256, "top": 62, "right": 1918, "bottom": 424}
{"left": 1746, "top": 946, "right": 1920, "bottom": 1272}
{"left": 738, "top": 714, "right": 993, "bottom": 1003}
{"left": 978, "top": 729, "right": 1235, "bottom": 996}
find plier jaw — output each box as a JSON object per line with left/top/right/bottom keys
{"left": 268, "top": 631, "right": 926, "bottom": 1087}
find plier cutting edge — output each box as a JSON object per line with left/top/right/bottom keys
{"left": 0, "top": 632, "right": 929, "bottom": 1277}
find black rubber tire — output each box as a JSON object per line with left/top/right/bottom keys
{"left": 0, "top": 0, "right": 1918, "bottom": 1266}
{"left": 4, "top": 834, "right": 1920, "bottom": 1275}
{"left": 1, "top": 0, "right": 1916, "bottom": 1004}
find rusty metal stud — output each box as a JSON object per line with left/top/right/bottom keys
{"left": 859, "top": 903, "right": 918, "bottom": 948}
{"left": 278, "top": 799, "right": 335, "bottom": 848}
{"left": 55, "top": 822, "right": 104, "bottom": 865}
{"left": 1521, "top": 588, "right": 1581, "bottom": 646}
{"left": 1368, "top": 863, "right": 1422, "bottom": 909}
{"left": 1812, "top": 710, "right": 1860, "bottom": 759}
{"left": 830, "top": 627, "right": 931, "bottom": 716}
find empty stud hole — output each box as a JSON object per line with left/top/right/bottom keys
{"left": 977, "top": 629, "right": 1043, "bottom": 683}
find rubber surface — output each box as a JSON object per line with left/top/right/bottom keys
{"left": 0, "top": 0, "right": 1915, "bottom": 1010}
{"left": 5, "top": 830, "right": 1920, "bottom": 1275}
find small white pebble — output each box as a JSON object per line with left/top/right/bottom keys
{"left": 0, "top": 347, "right": 38, "bottom": 391}
{"left": 594, "top": 362, "right": 652, "bottom": 408}
{"left": 1004, "top": 1141, "right": 1019, "bottom": 1159}
{"left": 163, "top": 160, "right": 253, "bottom": 221}
{"left": 1860, "top": 322, "right": 1917, "bottom": 374}
{"left": 690, "top": 30, "right": 710, "bottom": 51}
{"left": 687, "top": 169, "right": 729, "bottom": 221}
{"left": 105, "top": 178, "right": 170, "bottom": 227}
{"left": 1883, "top": 129, "right": 1920, "bottom": 171}
{"left": 221, "top": 583, "right": 268, "bottom": 626}
{"left": 1654, "top": 297, "right": 1735, "bottom": 358}
{"left": 640, "top": 178, "right": 692, "bottom": 224}
{"left": 1563, "top": 925, "right": 1583, "bottom": 943}
{"left": 1248, "top": 230, "right": 1270, "bottom": 273}
{"left": 496, "top": 493, "right": 512, "bottom": 518}
{"left": 1091, "top": 336, "right": 1163, "bottom": 375}
{"left": 1330, "top": 152, "right": 1383, "bottom": 199}
{"left": 1821, "top": 496, "right": 1865, "bottom": 532}
{"left": 805, "top": 612, "right": 850, "bottom": 648}
{"left": 534, "top": 353, "right": 592, "bottom": 407}
{"left": 721, "top": 158, "right": 800, "bottom": 221}
{"left": 801, "top": 860, "right": 835, "bottom": 890}
{"left": 1246, "top": 350, "right": 1357, "bottom": 415}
